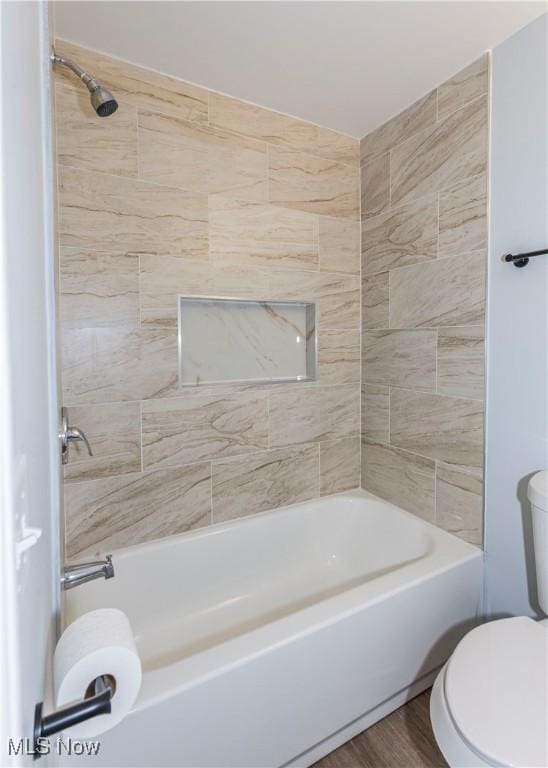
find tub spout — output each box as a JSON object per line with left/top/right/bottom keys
{"left": 62, "top": 555, "right": 114, "bottom": 590}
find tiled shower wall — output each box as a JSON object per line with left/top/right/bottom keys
{"left": 54, "top": 41, "right": 362, "bottom": 559}
{"left": 360, "top": 55, "right": 489, "bottom": 545}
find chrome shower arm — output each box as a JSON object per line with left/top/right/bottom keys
{"left": 51, "top": 53, "right": 93, "bottom": 86}
{"left": 50, "top": 50, "right": 117, "bottom": 116}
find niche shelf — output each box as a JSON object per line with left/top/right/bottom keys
{"left": 178, "top": 296, "right": 317, "bottom": 386}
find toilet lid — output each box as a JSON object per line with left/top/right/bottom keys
{"left": 445, "top": 617, "right": 548, "bottom": 768}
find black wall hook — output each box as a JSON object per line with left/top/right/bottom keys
{"left": 504, "top": 248, "right": 548, "bottom": 268}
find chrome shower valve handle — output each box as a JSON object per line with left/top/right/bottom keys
{"left": 59, "top": 406, "right": 93, "bottom": 465}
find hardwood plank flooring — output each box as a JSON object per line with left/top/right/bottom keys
{"left": 313, "top": 690, "right": 447, "bottom": 768}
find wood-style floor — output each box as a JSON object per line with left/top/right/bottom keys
{"left": 313, "top": 690, "right": 448, "bottom": 768}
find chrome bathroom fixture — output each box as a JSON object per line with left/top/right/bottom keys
{"left": 59, "top": 406, "right": 93, "bottom": 465}
{"left": 62, "top": 555, "right": 115, "bottom": 590}
{"left": 51, "top": 50, "right": 118, "bottom": 116}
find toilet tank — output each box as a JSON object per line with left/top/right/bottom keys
{"left": 528, "top": 470, "right": 548, "bottom": 615}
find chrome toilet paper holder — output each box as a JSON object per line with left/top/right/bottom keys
{"left": 33, "top": 674, "right": 115, "bottom": 759}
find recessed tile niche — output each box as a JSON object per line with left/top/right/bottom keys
{"left": 178, "top": 296, "right": 317, "bottom": 386}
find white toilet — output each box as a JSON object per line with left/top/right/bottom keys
{"left": 430, "top": 470, "right": 548, "bottom": 768}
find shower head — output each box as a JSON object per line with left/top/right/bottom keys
{"left": 51, "top": 51, "right": 118, "bottom": 118}
{"left": 88, "top": 81, "right": 119, "bottom": 117}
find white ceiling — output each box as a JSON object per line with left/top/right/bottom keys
{"left": 53, "top": 1, "right": 546, "bottom": 138}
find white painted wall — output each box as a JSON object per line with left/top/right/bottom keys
{"left": 485, "top": 13, "right": 548, "bottom": 618}
{"left": 0, "top": 2, "right": 60, "bottom": 763}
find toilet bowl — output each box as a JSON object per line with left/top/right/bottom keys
{"left": 431, "top": 470, "right": 548, "bottom": 768}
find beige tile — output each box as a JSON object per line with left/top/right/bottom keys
{"left": 209, "top": 91, "right": 317, "bottom": 153}
{"left": 362, "top": 440, "right": 435, "bottom": 521}
{"left": 389, "top": 252, "right": 485, "bottom": 328}
{"left": 390, "top": 95, "right": 488, "bottom": 207}
{"left": 361, "top": 196, "right": 438, "bottom": 274}
{"left": 362, "top": 330, "right": 436, "bottom": 391}
{"left": 209, "top": 196, "right": 318, "bottom": 270}
{"left": 361, "top": 384, "right": 389, "bottom": 443}
{"left": 54, "top": 39, "right": 209, "bottom": 124}
{"left": 438, "top": 174, "right": 487, "bottom": 257}
{"left": 437, "top": 326, "right": 485, "bottom": 400}
{"left": 436, "top": 462, "right": 483, "bottom": 545}
{"left": 319, "top": 330, "right": 360, "bottom": 385}
{"left": 65, "top": 464, "right": 211, "bottom": 559}
{"left": 138, "top": 110, "right": 268, "bottom": 201}
{"left": 62, "top": 328, "right": 178, "bottom": 404}
{"left": 390, "top": 388, "right": 483, "bottom": 467}
{"left": 209, "top": 91, "right": 359, "bottom": 166}
{"left": 60, "top": 248, "right": 139, "bottom": 329}
{"left": 315, "top": 126, "right": 360, "bottom": 167}
{"left": 269, "top": 384, "right": 360, "bottom": 446}
{"left": 319, "top": 216, "right": 360, "bottom": 274}
{"left": 268, "top": 145, "right": 359, "bottom": 219}
{"left": 362, "top": 272, "right": 389, "bottom": 329}
{"left": 212, "top": 444, "right": 319, "bottom": 522}
{"left": 63, "top": 402, "right": 141, "bottom": 482}
{"left": 142, "top": 391, "right": 268, "bottom": 469}
{"left": 361, "top": 153, "right": 390, "bottom": 220}
{"left": 58, "top": 165, "right": 208, "bottom": 258}
{"left": 268, "top": 269, "right": 360, "bottom": 329}
{"left": 56, "top": 83, "right": 137, "bottom": 178}
{"left": 437, "top": 54, "right": 489, "bottom": 120}
{"left": 320, "top": 437, "right": 361, "bottom": 495}
{"left": 140, "top": 254, "right": 271, "bottom": 327}
{"left": 360, "top": 90, "right": 437, "bottom": 164}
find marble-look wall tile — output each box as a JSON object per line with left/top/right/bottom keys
{"left": 362, "top": 272, "right": 389, "bottom": 329}
{"left": 436, "top": 462, "right": 483, "bottom": 545}
{"left": 360, "top": 55, "right": 488, "bottom": 544}
{"left": 438, "top": 174, "right": 487, "bottom": 257}
{"left": 139, "top": 255, "right": 271, "bottom": 327}
{"left": 268, "top": 145, "right": 359, "bottom": 219}
{"left": 315, "top": 126, "right": 360, "bottom": 167}
{"left": 437, "top": 326, "right": 485, "bottom": 400}
{"left": 138, "top": 110, "right": 268, "bottom": 201}
{"left": 320, "top": 437, "right": 361, "bottom": 495}
{"left": 390, "top": 96, "right": 488, "bottom": 207}
{"left": 58, "top": 165, "right": 208, "bottom": 259}
{"left": 361, "top": 196, "right": 438, "bottom": 274}
{"left": 437, "top": 55, "right": 489, "bottom": 120}
{"left": 361, "top": 153, "right": 390, "bottom": 220}
{"left": 63, "top": 402, "right": 141, "bottom": 483}
{"left": 60, "top": 248, "right": 139, "bottom": 329}
{"left": 389, "top": 252, "right": 485, "bottom": 328}
{"left": 362, "top": 330, "right": 436, "bottom": 391}
{"left": 55, "top": 83, "right": 138, "bottom": 178}
{"left": 360, "top": 90, "right": 437, "bottom": 164}
{"left": 319, "top": 216, "right": 360, "bottom": 274}
{"left": 319, "top": 330, "right": 360, "bottom": 385}
{"left": 65, "top": 464, "right": 211, "bottom": 559}
{"left": 208, "top": 196, "right": 318, "bottom": 270}
{"left": 390, "top": 388, "right": 483, "bottom": 467}
{"left": 209, "top": 91, "right": 317, "bottom": 152}
{"left": 361, "top": 384, "right": 389, "bottom": 443}
{"left": 268, "top": 269, "right": 360, "bottom": 329}
{"left": 62, "top": 328, "right": 178, "bottom": 404}
{"left": 269, "top": 385, "right": 360, "bottom": 446}
{"left": 211, "top": 443, "right": 319, "bottom": 522}
{"left": 362, "top": 440, "right": 435, "bottom": 521}
{"left": 55, "top": 39, "right": 209, "bottom": 124}
{"left": 142, "top": 391, "right": 269, "bottom": 469}
{"left": 209, "top": 92, "right": 359, "bottom": 166}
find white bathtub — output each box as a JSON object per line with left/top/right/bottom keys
{"left": 64, "top": 489, "right": 483, "bottom": 767}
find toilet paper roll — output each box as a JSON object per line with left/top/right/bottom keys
{"left": 54, "top": 608, "right": 142, "bottom": 738}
